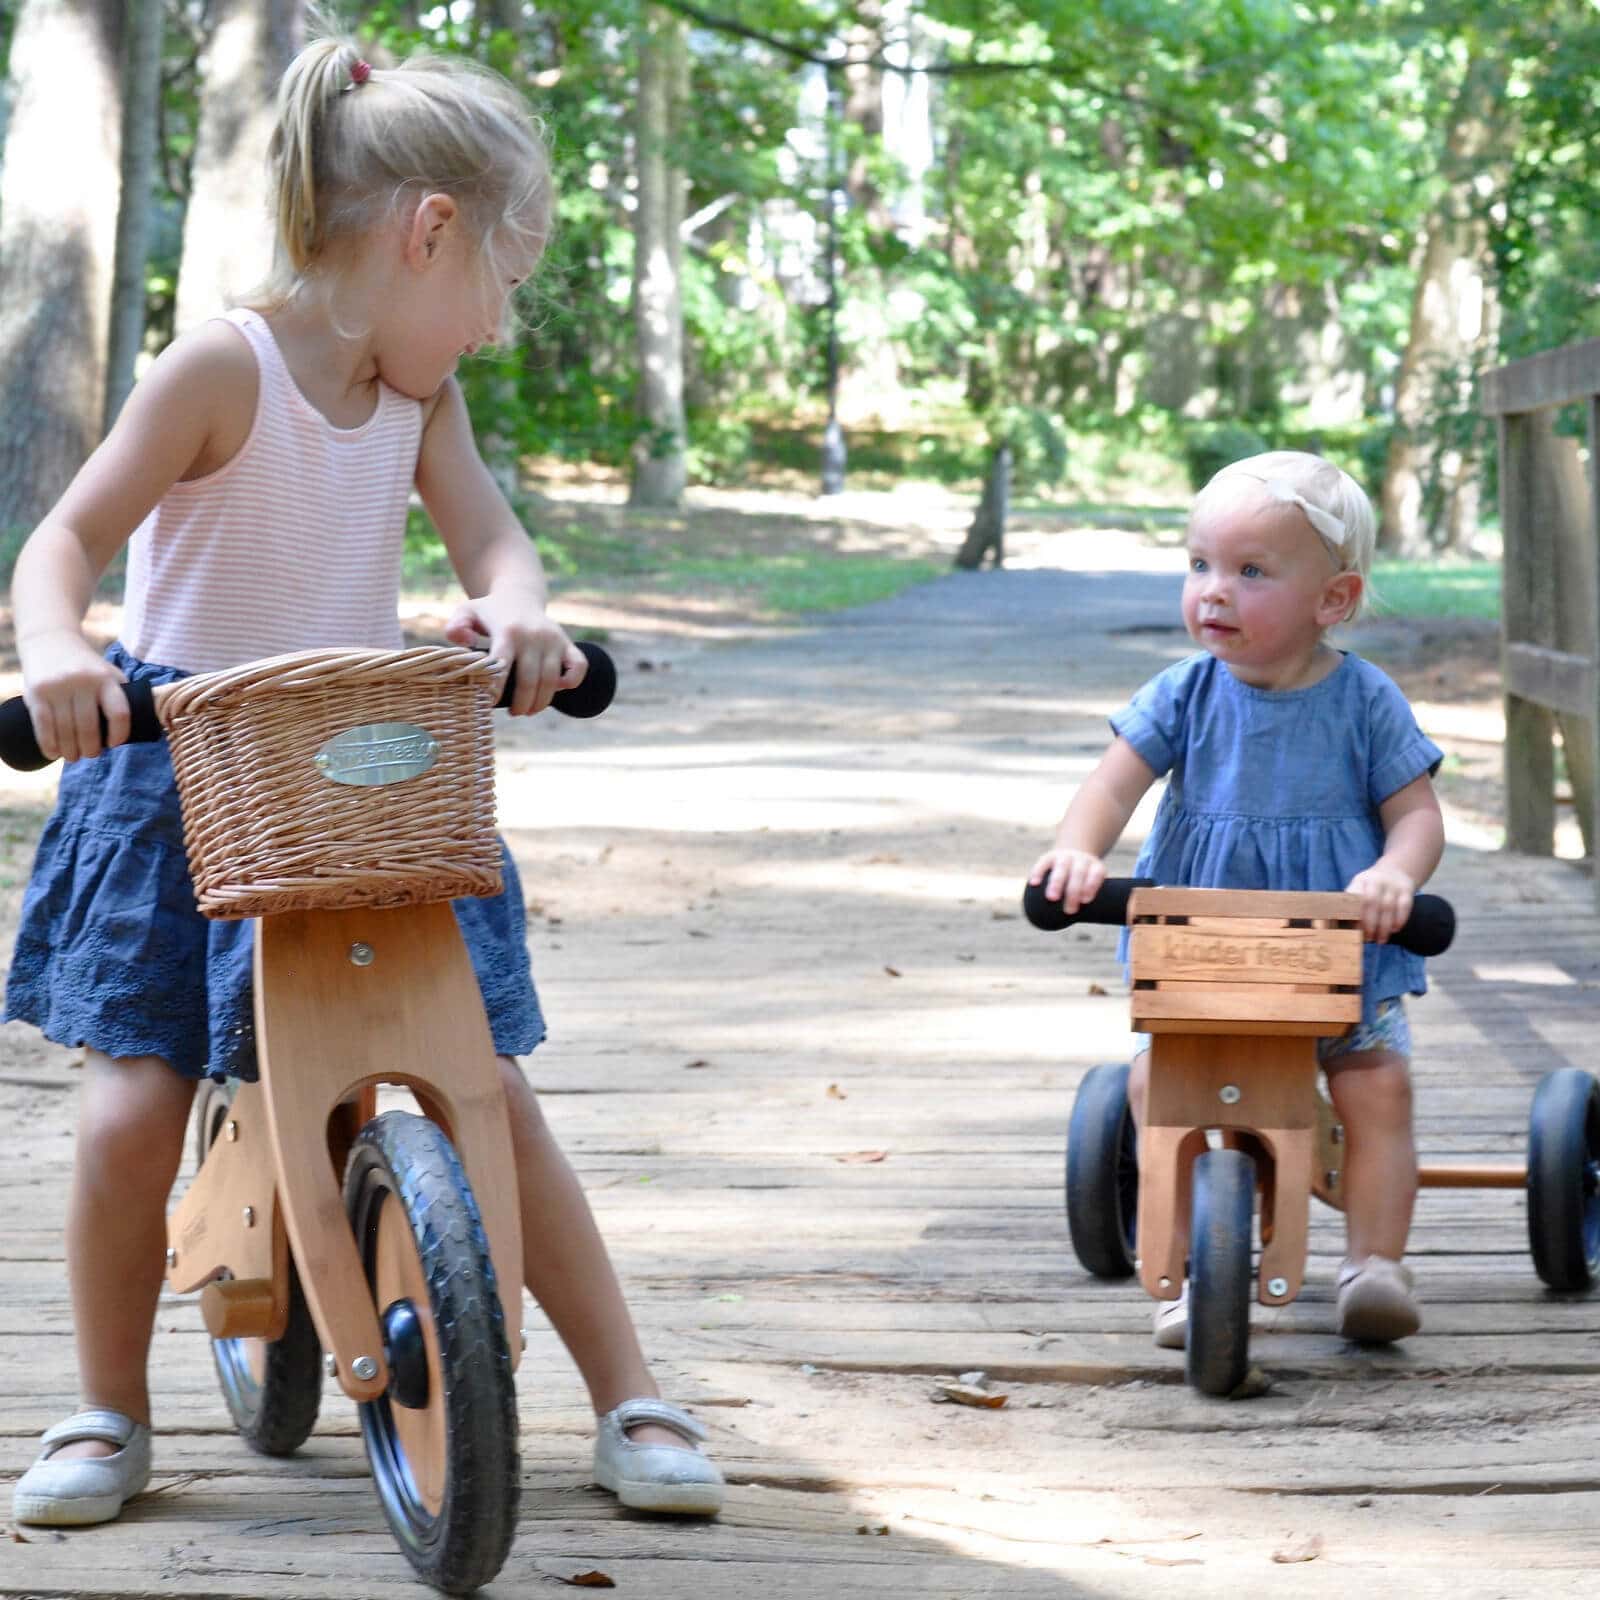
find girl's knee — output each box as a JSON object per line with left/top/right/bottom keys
{"left": 77, "top": 1053, "right": 195, "bottom": 1181}
{"left": 1327, "top": 1050, "right": 1413, "bottom": 1123}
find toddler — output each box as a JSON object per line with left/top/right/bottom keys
{"left": 1030, "top": 451, "right": 1445, "bottom": 1346}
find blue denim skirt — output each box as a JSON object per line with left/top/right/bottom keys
{"left": 2, "top": 643, "right": 546, "bottom": 1080}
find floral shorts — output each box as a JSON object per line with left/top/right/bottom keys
{"left": 1316, "top": 998, "right": 1411, "bottom": 1066}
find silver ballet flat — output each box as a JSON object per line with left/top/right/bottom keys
{"left": 592, "top": 1397, "right": 724, "bottom": 1515}
{"left": 12, "top": 1407, "right": 153, "bottom": 1526}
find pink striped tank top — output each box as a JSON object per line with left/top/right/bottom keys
{"left": 120, "top": 308, "right": 421, "bottom": 674}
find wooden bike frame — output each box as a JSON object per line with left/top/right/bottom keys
{"left": 164, "top": 900, "right": 523, "bottom": 1403}
{"left": 1128, "top": 887, "right": 1520, "bottom": 1311}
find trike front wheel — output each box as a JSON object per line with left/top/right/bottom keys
{"left": 345, "top": 1109, "right": 519, "bottom": 1596}
{"left": 1186, "top": 1148, "right": 1255, "bottom": 1397}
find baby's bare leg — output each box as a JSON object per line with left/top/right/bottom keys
{"left": 55, "top": 1051, "right": 196, "bottom": 1460}
{"left": 496, "top": 1057, "right": 678, "bottom": 1446}
{"left": 1324, "top": 1047, "right": 1417, "bottom": 1261}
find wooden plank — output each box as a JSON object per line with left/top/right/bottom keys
{"left": 1503, "top": 641, "right": 1597, "bottom": 719}
{"left": 1132, "top": 988, "right": 1360, "bottom": 1031}
{"left": 1129, "top": 887, "right": 1361, "bottom": 921}
{"left": 1129, "top": 922, "right": 1363, "bottom": 987}
{"left": 1481, "top": 333, "right": 1600, "bottom": 415}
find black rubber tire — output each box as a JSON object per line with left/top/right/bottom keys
{"left": 345, "top": 1111, "right": 519, "bottom": 1596}
{"left": 194, "top": 1078, "right": 323, "bottom": 1456}
{"left": 1065, "top": 1063, "right": 1139, "bottom": 1278}
{"left": 1527, "top": 1067, "right": 1600, "bottom": 1292}
{"left": 1185, "top": 1148, "right": 1255, "bottom": 1397}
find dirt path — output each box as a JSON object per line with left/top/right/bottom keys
{"left": 3, "top": 524, "right": 1597, "bottom": 1598}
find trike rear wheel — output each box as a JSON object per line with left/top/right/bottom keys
{"left": 1527, "top": 1067, "right": 1600, "bottom": 1292}
{"left": 1065, "top": 1063, "right": 1139, "bottom": 1278}
{"left": 1186, "top": 1148, "right": 1254, "bottom": 1397}
{"left": 345, "top": 1110, "right": 519, "bottom": 1596}
{"left": 195, "top": 1078, "right": 323, "bottom": 1456}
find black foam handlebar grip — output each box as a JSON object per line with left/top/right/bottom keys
{"left": 1022, "top": 877, "right": 1154, "bottom": 931}
{"left": 1023, "top": 875, "right": 1455, "bottom": 956}
{"left": 1394, "top": 894, "right": 1454, "bottom": 957}
{"left": 0, "top": 678, "right": 161, "bottom": 772}
{"left": 495, "top": 641, "right": 616, "bottom": 719}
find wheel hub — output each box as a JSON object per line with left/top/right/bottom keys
{"left": 381, "top": 1299, "right": 430, "bottom": 1409}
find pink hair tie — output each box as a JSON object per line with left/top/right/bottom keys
{"left": 350, "top": 59, "right": 372, "bottom": 85}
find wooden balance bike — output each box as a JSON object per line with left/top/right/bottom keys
{"left": 1024, "top": 878, "right": 1600, "bottom": 1397}
{"left": 0, "top": 641, "right": 615, "bottom": 1593}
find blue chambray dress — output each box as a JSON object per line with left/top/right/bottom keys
{"left": 2, "top": 643, "right": 546, "bottom": 1081}
{"left": 1111, "top": 650, "right": 1444, "bottom": 1027}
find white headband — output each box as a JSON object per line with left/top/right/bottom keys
{"left": 1245, "top": 474, "right": 1347, "bottom": 547}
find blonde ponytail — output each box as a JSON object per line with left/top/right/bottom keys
{"left": 241, "top": 20, "right": 553, "bottom": 316}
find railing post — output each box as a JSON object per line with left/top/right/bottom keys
{"left": 1500, "top": 412, "right": 1556, "bottom": 855}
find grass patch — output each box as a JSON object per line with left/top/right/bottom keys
{"left": 1369, "top": 560, "right": 1499, "bottom": 621}
{"left": 649, "top": 551, "right": 942, "bottom": 615}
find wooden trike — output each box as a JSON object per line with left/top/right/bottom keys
{"left": 0, "top": 641, "right": 615, "bottom": 1593}
{"left": 1024, "top": 878, "right": 1600, "bottom": 1396}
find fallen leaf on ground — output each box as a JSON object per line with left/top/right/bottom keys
{"left": 856, "top": 1524, "right": 891, "bottom": 1535}
{"left": 935, "top": 1382, "right": 1007, "bottom": 1408}
{"left": 1271, "top": 1534, "right": 1324, "bottom": 1564}
{"left": 883, "top": 965, "right": 902, "bottom": 977}
{"left": 835, "top": 1150, "right": 888, "bottom": 1163}
{"left": 1087, "top": 981, "right": 1108, "bottom": 995}
{"left": 683, "top": 1058, "right": 711, "bottom": 1069}
{"left": 826, "top": 1082, "right": 847, "bottom": 1099}
{"left": 556, "top": 1572, "right": 617, "bottom": 1589}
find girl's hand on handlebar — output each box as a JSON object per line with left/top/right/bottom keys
{"left": 20, "top": 630, "right": 129, "bottom": 763}
{"left": 444, "top": 595, "right": 587, "bottom": 716}
{"left": 1345, "top": 860, "right": 1416, "bottom": 944}
{"left": 1027, "top": 846, "right": 1108, "bottom": 916}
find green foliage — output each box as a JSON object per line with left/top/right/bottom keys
{"left": 1368, "top": 559, "right": 1498, "bottom": 621}
{"left": 1181, "top": 423, "right": 1271, "bottom": 490}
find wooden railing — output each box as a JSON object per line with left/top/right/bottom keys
{"left": 1481, "top": 337, "right": 1600, "bottom": 897}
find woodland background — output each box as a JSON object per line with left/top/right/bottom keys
{"left": 1, "top": 0, "right": 1597, "bottom": 578}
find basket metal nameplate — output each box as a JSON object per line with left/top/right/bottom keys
{"left": 313, "top": 723, "right": 441, "bottom": 787}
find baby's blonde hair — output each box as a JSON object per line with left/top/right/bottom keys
{"left": 243, "top": 17, "right": 552, "bottom": 323}
{"left": 1194, "top": 450, "right": 1377, "bottom": 621}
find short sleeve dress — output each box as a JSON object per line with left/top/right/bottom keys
{"left": 1109, "top": 650, "right": 1443, "bottom": 1024}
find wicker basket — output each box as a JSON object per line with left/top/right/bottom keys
{"left": 161, "top": 647, "right": 503, "bottom": 919}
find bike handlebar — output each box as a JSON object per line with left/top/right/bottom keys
{"left": 0, "top": 640, "right": 617, "bottom": 772}
{"left": 1022, "top": 876, "right": 1456, "bottom": 957}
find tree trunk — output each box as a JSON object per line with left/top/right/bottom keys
{"left": 1379, "top": 55, "right": 1505, "bottom": 554}
{"left": 104, "top": 0, "right": 165, "bottom": 430}
{"left": 0, "top": 0, "right": 123, "bottom": 538}
{"left": 174, "top": 0, "right": 302, "bottom": 334}
{"left": 954, "top": 444, "right": 1011, "bottom": 570}
{"left": 628, "top": 4, "right": 687, "bottom": 509}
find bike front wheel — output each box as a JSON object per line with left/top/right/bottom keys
{"left": 344, "top": 1110, "right": 519, "bottom": 1596}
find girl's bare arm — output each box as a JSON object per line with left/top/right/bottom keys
{"left": 413, "top": 377, "right": 580, "bottom": 715}
{"left": 1028, "top": 736, "right": 1158, "bottom": 912}
{"left": 13, "top": 324, "right": 251, "bottom": 759}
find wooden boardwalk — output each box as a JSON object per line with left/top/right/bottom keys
{"left": 2, "top": 574, "right": 1598, "bottom": 1597}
